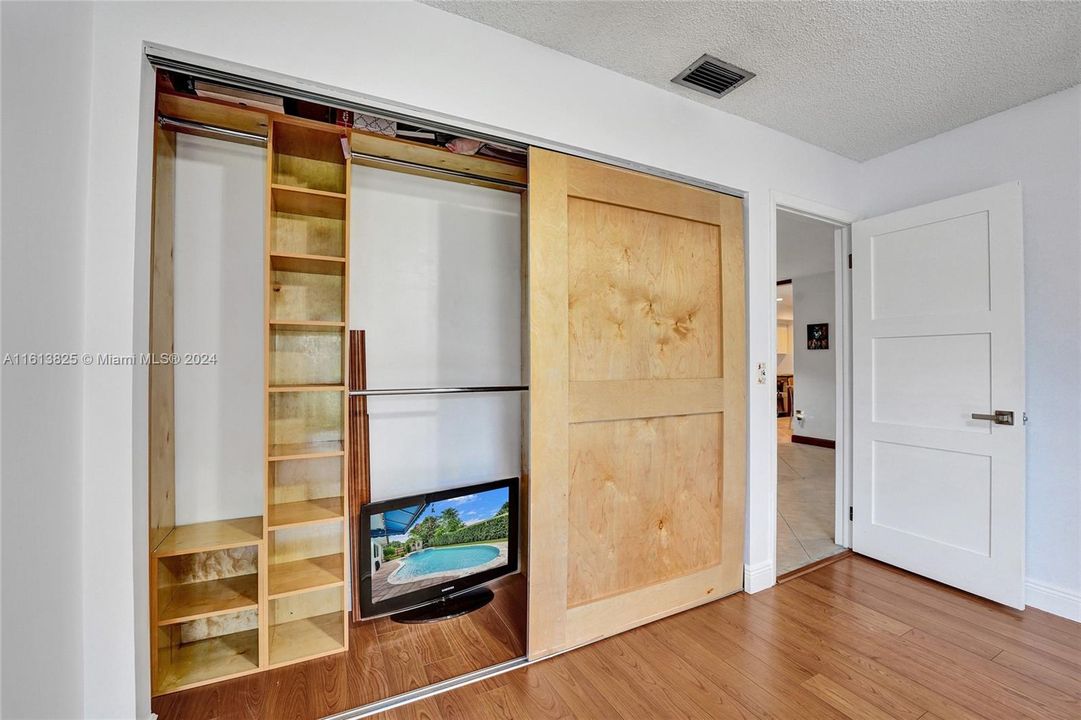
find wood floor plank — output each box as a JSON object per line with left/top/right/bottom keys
{"left": 803, "top": 563, "right": 1004, "bottom": 658}
{"left": 839, "top": 558, "right": 1081, "bottom": 669}
{"left": 710, "top": 594, "right": 944, "bottom": 720}
{"left": 787, "top": 576, "right": 913, "bottom": 635}
{"left": 751, "top": 583, "right": 1053, "bottom": 720}
{"left": 992, "top": 650, "right": 1081, "bottom": 699}
{"left": 639, "top": 618, "right": 828, "bottom": 720}
{"left": 802, "top": 673, "right": 903, "bottom": 720}
{"left": 531, "top": 655, "right": 631, "bottom": 720}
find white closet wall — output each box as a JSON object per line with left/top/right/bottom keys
{"left": 173, "top": 134, "right": 265, "bottom": 524}
{"left": 351, "top": 166, "right": 523, "bottom": 501}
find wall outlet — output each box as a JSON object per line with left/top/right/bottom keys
{"left": 756, "top": 362, "right": 768, "bottom": 384}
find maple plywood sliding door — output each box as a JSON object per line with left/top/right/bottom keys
{"left": 527, "top": 148, "right": 745, "bottom": 659}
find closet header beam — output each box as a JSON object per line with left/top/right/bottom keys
{"left": 156, "top": 114, "right": 527, "bottom": 191}
{"left": 350, "top": 386, "right": 528, "bottom": 397}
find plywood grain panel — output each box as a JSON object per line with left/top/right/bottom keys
{"left": 568, "top": 199, "right": 721, "bottom": 381}
{"left": 567, "top": 414, "right": 723, "bottom": 606}
{"left": 528, "top": 148, "right": 744, "bottom": 660}
{"left": 525, "top": 149, "right": 570, "bottom": 658}
{"left": 569, "top": 378, "right": 725, "bottom": 423}
{"left": 150, "top": 124, "right": 177, "bottom": 553}
{"left": 567, "top": 157, "right": 721, "bottom": 226}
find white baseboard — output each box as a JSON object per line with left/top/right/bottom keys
{"left": 744, "top": 560, "right": 775, "bottom": 594}
{"left": 1026, "top": 578, "right": 1081, "bottom": 623}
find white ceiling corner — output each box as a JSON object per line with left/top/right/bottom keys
{"left": 425, "top": 0, "right": 1081, "bottom": 161}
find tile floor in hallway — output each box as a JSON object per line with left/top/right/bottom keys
{"left": 777, "top": 417, "right": 845, "bottom": 575}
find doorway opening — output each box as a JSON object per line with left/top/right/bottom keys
{"left": 774, "top": 206, "right": 851, "bottom": 578}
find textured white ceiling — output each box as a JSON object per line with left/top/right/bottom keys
{"left": 425, "top": 1, "right": 1081, "bottom": 160}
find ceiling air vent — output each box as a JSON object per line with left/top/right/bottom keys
{"left": 672, "top": 54, "right": 755, "bottom": 99}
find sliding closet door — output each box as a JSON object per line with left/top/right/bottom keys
{"left": 527, "top": 148, "right": 745, "bottom": 659}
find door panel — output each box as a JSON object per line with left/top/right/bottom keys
{"left": 853, "top": 183, "right": 1025, "bottom": 608}
{"left": 527, "top": 148, "right": 745, "bottom": 658}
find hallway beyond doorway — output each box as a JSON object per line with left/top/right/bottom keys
{"left": 777, "top": 418, "right": 845, "bottom": 575}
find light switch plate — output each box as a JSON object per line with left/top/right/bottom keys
{"left": 756, "top": 362, "right": 768, "bottom": 384}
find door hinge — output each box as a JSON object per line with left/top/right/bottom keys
{"left": 848, "top": 253, "right": 852, "bottom": 269}
{"left": 849, "top": 506, "right": 854, "bottom": 521}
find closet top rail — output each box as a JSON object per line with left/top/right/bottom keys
{"left": 157, "top": 98, "right": 527, "bottom": 192}
{"left": 350, "top": 386, "right": 528, "bottom": 398}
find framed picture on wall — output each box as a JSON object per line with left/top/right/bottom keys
{"left": 807, "top": 323, "right": 829, "bottom": 350}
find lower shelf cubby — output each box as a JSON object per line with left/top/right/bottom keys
{"left": 155, "top": 609, "right": 260, "bottom": 695}
{"left": 268, "top": 586, "right": 346, "bottom": 667}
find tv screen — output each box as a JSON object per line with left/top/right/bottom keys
{"left": 359, "top": 477, "right": 519, "bottom": 618}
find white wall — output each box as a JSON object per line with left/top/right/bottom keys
{"left": 791, "top": 272, "right": 837, "bottom": 442}
{"left": 70, "top": 5, "right": 861, "bottom": 716}
{"left": 350, "top": 167, "right": 522, "bottom": 501}
{"left": 860, "top": 85, "right": 1081, "bottom": 617}
{"left": 173, "top": 135, "right": 265, "bottom": 524}
{"left": 0, "top": 3, "right": 91, "bottom": 717}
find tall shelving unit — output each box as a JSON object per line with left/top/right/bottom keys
{"left": 264, "top": 118, "right": 351, "bottom": 667}
{"left": 149, "top": 111, "right": 352, "bottom": 696}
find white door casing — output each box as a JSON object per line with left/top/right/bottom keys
{"left": 852, "top": 183, "right": 1025, "bottom": 608}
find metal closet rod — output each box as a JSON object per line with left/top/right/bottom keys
{"left": 157, "top": 115, "right": 527, "bottom": 190}
{"left": 350, "top": 386, "right": 528, "bottom": 397}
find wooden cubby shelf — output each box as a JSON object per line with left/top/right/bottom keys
{"left": 155, "top": 628, "right": 260, "bottom": 695}
{"left": 269, "top": 320, "right": 345, "bottom": 331}
{"left": 269, "top": 612, "right": 345, "bottom": 667}
{"left": 268, "top": 384, "right": 346, "bottom": 393}
{"left": 157, "top": 574, "right": 259, "bottom": 625}
{"left": 270, "top": 185, "right": 347, "bottom": 220}
{"left": 267, "top": 440, "right": 344, "bottom": 461}
{"left": 153, "top": 517, "right": 263, "bottom": 557}
{"left": 268, "top": 554, "right": 345, "bottom": 599}
{"left": 270, "top": 252, "right": 346, "bottom": 276}
{"left": 267, "top": 497, "right": 344, "bottom": 529}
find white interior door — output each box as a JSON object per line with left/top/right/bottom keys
{"left": 852, "top": 183, "right": 1025, "bottom": 608}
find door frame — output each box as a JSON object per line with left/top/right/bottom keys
{"left": 767, "top": 191, "right": 859, "bottom": 583}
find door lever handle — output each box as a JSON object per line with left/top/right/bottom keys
{"left": 971, "top": 410, "right": 1014, "bottom": 426}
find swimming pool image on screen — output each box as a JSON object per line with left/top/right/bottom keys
{"left": 368, "top": 486, "right": 510, "bottom": 603}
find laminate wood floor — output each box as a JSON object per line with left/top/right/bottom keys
{"left": 155, "top": 557, "right": 1081, "bottom": 720}
{"left": 378, "top": 555, "right": 1081, "bottom": 720}
{"left": 151, "top": 574, "right": 525, "bottom": 720}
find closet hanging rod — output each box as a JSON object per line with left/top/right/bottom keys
{"left": 350, "top": 385, "right": 528, "bottom": 397}
{"left": 156, "top": 114, "right": 527, "bottom": 190}
{"left": 158, "top": 115, "right": 267, "bottom": 144}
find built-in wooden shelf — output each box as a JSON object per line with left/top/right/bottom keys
{"left": 267, "top": 440, "right": 344, "bottom": 462}
{"left": 156, "top": 628, "right": 260, "bottom": 695}
{"left": 269, "top": 320, "right": 346, "bottom": 332}
{"left": 268, "top": 497, "right": 344, "bottom": 529}
{"left": 267, "top": 384, "right": 346, "bottom": 393}
{"left": 271, "top": 184, "right": 346, "bottom": 220}
{"left": 270, "top": 252, "right": 346, "bottom": 276}
{"left": 157, "top": 574, "right": 259, "bottom": 625}
{"left": 153, "top": 517, "right": 263, "bottom": 558}
{"left": 269, "top": 612, "right": 345, "bottom": 667}
{"left": 268, "top": 554, "right": 345, "bottom": 599}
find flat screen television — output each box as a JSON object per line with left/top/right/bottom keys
{"left": 359, "top": 477, "right": 519, "bottom": 622}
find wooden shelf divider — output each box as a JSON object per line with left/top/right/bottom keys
{"left": 268, "top": 497, "right": 344, "bottom": 529}
{"left": 153, "top": 517, "right": 263, "bottom": 558}
{"left": 268, "top": 612, "right": 345, "bottom": 667}
{"left": 157, "top": 574, "right": 259, "bottom": 625}
{"left": 268, "top": 554, "right": 345, "bottom": 599}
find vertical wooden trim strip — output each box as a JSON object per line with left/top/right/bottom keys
{"left": 526, "top": 148, "right": 570, "bottom": 659}
{"left": 347, "top": 332, "right": 371, "bottom": 621}
{"left": 718, "top": 195, "right": 747, "bottom": 593}
{"left": 259, "top": 120, "right": 276, "bottom": 670}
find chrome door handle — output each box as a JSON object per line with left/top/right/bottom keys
{"left": 971, "top": 410, "right": 1014, "bottom": 426}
